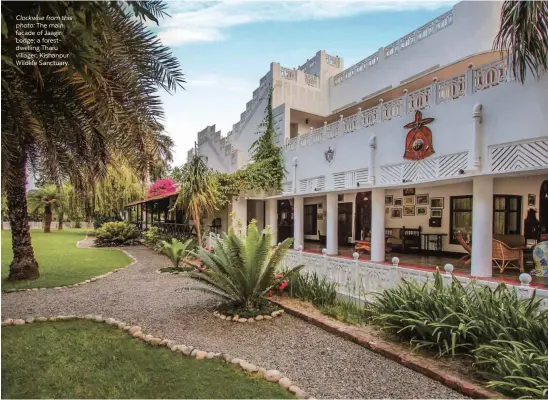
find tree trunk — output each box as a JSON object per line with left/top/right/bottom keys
{"left": 193, "top": 202, "right": 202, "bottom": 247}
{"left": 58, "top": 211, "right": 64, "bottom": 230}
{"left": 44, "top": 204, "right": 52, "bottom": 233}
{"left": 6, "top": 154, "right": 39, "bottom": 281}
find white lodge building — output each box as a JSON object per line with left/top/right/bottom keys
{"left": 187, "top": 1, "right": 548, "bottom": 292}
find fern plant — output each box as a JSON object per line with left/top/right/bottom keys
{"left": 187, "top": 221, "right": 303, "bottom": 311}
{"left": 161, "top": 238, "right": 194, "bottom": 268}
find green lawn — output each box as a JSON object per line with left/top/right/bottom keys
{"left": 1, "top": 320, "right": 293, "bottom": 399}
{"left": 2, "top": 229, "right": 131, "bottom": 290}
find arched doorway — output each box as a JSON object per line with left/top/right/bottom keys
{"left": 355, "top": 191, "right": 372, "bottom": 241}
{"left": 540, "top": 180, "right": 548, "bottom": 237}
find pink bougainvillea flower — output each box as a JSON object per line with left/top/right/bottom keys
{"left": 274, "top": 274, "right": 283, "bottom": 279}
{"left": 147, "top": 178, "right": 177, "bottom": 198}
{"left": 279, "top": 280, "right": 288, "bottom": 290}
{"left": 267, "top": 290, "right": 273, "bottom": 297}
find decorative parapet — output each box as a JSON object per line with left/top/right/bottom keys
{"left": 280, "top": 66, "right": 296, "bottom": 81}
{"left": 299, "top": 58, "right": 316, "bottom": 74}
{"left": 384, "top": 10, "right": 453, "bottom": 58}
{"left": 284, "top": 59, "right": 512, "bottom": 152}
{"left": 334, "top": 52, "right": 379, "bottom": 86}
{"left": 333, "top": 9, "right": 453, "bottom": 87}
{"left": 325, "top": 53, "right": 340, "bottom": 67}
{"left": 304, "top": 73, "right": 319, "bottom": 87}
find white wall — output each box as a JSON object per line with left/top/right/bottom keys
{"left": 284, "top": 70, "right": 548, "bottom": 193}
{"left": 329, "top": 1, "right": 503, "bottom": 112}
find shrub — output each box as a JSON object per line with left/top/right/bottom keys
{"left": 283, "top": 270, "right": 338, "bottom": 307}
{"left": 321, "top": 300, "right": 368, "bottom": 325}
{"left": 93, "top": 213, "right": 122, "bottom": 229}
{"left": 365, "top": 269, "right": 548, "bottom": 397}
{"left": 474, "top": 340, "right": 548, "bottom": 398}
{"left": 94, "top": 221, "right": 140, "bottom": 247}
{"left": 161, "top": 238, "right": 194, "bottom": 268}
{"left": 187, "top": 221, "right": 303, "bottom": 312}
{"left": 365, "top": 270, "right": 547, "bottom": 357}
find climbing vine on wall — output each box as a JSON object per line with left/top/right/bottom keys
{"left": 212, "top": 86, "right": 286, "bottom": 208}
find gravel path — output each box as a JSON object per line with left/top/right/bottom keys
{"left": 2, "top": 241, "right": 465, "bottom": 399}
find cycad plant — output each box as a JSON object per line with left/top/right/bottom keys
{"left": 161, "top": 238, "right": 194, "bottom": 268}
{"left": 188, "top": 221, "right": 303, "bottom": 311}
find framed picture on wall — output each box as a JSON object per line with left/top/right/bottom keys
{"left": 385, "top": 207, "right": 390, "bottom": 215}
{"left": 394, "top": 198, "right": 403, "bottom": 206}
{"left": 403, "top": 188, "right": 415, "bottom": 196}
{"left": 528, "top": 194, "right": 536, "bottom": 207}
{"left": 391, "top": 208, "right": 402, "bottom": 218}
{"left": 430, "top": 197, "right": 444, "bottom": 209}
{"left": 317, "top": 211, "right": 324, "bottom": 220}
{"left": 416, "top": 206, "right": 427, "bottom": 216}
{"left": 385, "top": 195, "right": 393, "bottom": 205}
{"left": 404, "top": 196, "right": 415, "bottom": 205}
{"left": 403, "top": 206, "right": 415, "bottom": 216}
{"left": 431, "top": 209, "right": 442, "bottom": 218}
{"left": 416, "top": 194, "right": 429, "bottom": 205}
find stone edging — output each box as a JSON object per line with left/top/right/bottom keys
{"left": 155, "top": 268, "right": 191, "bottom": 275}
{"left": 270, "top": 299, "right": 499, "bottom": 400}
{"left": 213, "top": 309, "right": 283, "bottom": 323}
{"left": 3, "top": 236, "right": 138, "bottom": 294}
{"left": 1, "top": 315, "right": 313, "bottom": 399}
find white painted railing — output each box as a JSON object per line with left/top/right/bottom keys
{"left": 384, "top": 10, "right": 453, "bottom": 59}
{"left": 333, "top": 10, "right": 453, "bottom": 87}
{"left": 380, "top": 151, "right": 469, "bottom": 184}
{"left": 280, "top": 66, "right": 296, "bottom": 81}
{"left": 283, "top": 248, "right": 548, "bottom": 310}
{"left": 305, "top": 73, "right": 319, "bottom": 87}
{"left": 334, "top": 53, "right": 379, "bottom": 86}
{"left": 284, "top": 59, "right": 511, "bottom": 152}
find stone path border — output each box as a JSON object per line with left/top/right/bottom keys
{"left": 213, "top": 309, "right": 283, "bottom": 323}
{"left": 270, "top": 299, "right": 498, "bottom": 400}
{"left": 3, "top": 237, "right": 137, "bottom": 294}
{"left": 2, "top": 315, "right": 312, "bottom": 399}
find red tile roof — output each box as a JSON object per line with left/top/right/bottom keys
{"left": 125, "top": 189, "right": 180, "bottom": 207}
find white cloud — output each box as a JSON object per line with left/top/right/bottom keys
{"left": 156, "top": 0, "right": 455, "bottom": 46}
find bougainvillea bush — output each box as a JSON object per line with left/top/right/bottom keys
{"left": 147, "top": 178, "right": 177, "bottom": 198}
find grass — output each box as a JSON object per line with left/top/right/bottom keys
{"left": 2, "top": 229, "right": 131, "bottom": 290}
{"left": 1, "top": 320, "right": 294, "bottom": 399}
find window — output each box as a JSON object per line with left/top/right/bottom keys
{"left": 493, "top": 195, "right": 522, "bottom": 235}
{"left": 450, "top": 196, "right": 472, "bottom": 244}
{"left": 304, "top": 204, "right": 317, "bottom": 236}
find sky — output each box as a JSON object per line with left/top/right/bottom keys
{"left": 154, "top": 0, "right": 457, "bottom": 166}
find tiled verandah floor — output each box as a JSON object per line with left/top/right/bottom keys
{"left": 303, "top": 241, "right": 548, "bottom": 289}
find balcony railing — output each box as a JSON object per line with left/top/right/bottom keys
{"left": 153, "top": 222, "right": 196, "bottom": 236}
{"left": 333, "top": 9, "right": 453, "bottom": 87}
{"left": 284, "top": 59, "right": 511, "bottom": 152}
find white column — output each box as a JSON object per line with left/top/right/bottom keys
{"left": 266, "top": 199, "right": 278, "bottom": 246}
{"left": 471, "top": 176, "right": 493, "bottom": 277}
{"left": 293, "top": 196, "right": 304, "bottom": 249}
{"left": 369, "top": 136, "right": 376, "bottom": 185}
{"left": 230, "top": 196, "right": 247, "bottom": 236}
{"left": 370, "top": 188, "right": 386, "bottom": 262}
{"left": 326, "top": 192, "right": 338, "bottom": 255}
{"left": 469, "top": 104, "right": 482, "bottom": 172}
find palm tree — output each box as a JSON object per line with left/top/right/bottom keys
{"left": 494, "top": 1, "right": 548, "bottom": 83}
{"left": 1, "top": 1, "right": 184, "bottom": 280}
{"left": 176, "top": 153, "right": 219, "bottom": 248}
{"left": 27, "top": 185, "right": 64, "bottom": 233}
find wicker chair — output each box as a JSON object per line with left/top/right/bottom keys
{"left": 456, "top": 231, "right": 472, "bottom": 266}
{"left": 492, "top": 239, "right": 523, "bottom": 273}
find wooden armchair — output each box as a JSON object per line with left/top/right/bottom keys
{"left": 456, "top": 231, "right": 472, "bottom": 266}
{"left": 492, "top": 239, "right": 523, "bottom": 273}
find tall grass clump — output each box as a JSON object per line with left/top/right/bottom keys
{"left": 284, "top": 270, "right": 338, "bottom": 307}
{"left": 365, "top": 269, "right": 548, "bottom": 397}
